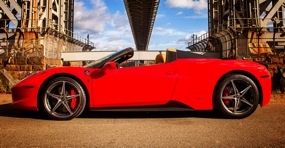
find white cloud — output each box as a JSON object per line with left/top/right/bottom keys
{"left": 166, "top": 22, "right": 171, "bottom": 26}
{"left": 149, "top": 40, "right": 189, "bottom": 50}
{"left": 156, "top": 14, "right": 166, "bottom": 18}
{"left": 165, "top": 0, "right": 207, "bottom": 14}
{"left": 177, "top": 30, "right": 207, "bottom": 44}
{"left": 153, "top": 27, "right": 186, "bottom": 36}
{"left": 176, "top": 11, "right": 184, "bottom": 15}
{"left": 74, "top": 0, "right": 134, "bottom": 51}
{"left": 90, "top": 24, "right": 134, "bottom": 51}
{"left": 150, "top": 30, "right": 208, "bottom": 50}
{"left": 74, "top": 0, "right": 110, "bottom": 34}
{"left": 110, "top": 11, "right": 129, "bottom": 28}
{"left": 151, "top": 27, "right": 203, "bottom": 50}
{"left": 184, "top": 13, "right": 208, "bottom": 19}
{"left": 92, "top": 37, "right": 134, "bottom": 51}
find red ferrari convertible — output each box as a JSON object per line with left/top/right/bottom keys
{"left": 12, "top": 48, "right": 271, "bottom": 120}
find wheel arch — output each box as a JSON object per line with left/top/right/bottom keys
{"left": 37, "top": 73, "right": 90, "bottom": 110}
{"left": 213, "top": 70, "right": 263, "bottom": 106}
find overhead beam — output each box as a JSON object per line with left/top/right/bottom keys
{"left": 124, "top": 0, "right": 160, "bottom": 51}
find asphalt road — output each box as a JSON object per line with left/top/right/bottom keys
{"left": 0, "top": 97, "right": 284, "bottom": 147}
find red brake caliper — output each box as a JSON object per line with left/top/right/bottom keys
{"left": 223, "top": 87, "right": 230, "bottom": 105}
{"left": 70, "top": 89, "right": 77, "bottom": 110}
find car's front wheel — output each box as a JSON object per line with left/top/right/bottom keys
{"left": 41, "top": 77, "right": 86, "bottom": 120}
{"left": 215, "top": 74, "right": 259, "bottom": 119}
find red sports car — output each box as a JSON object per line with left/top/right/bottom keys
{"left": 12, "top": 48, "right": 271, "bottom": 120}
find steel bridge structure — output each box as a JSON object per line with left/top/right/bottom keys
{"left": 124, "top": 0, "right": 160, "bottom": 51}
{"left": 0, "top": 0, "right": 94, "bottom": 59}
{"left": 188, "top": 0, "right": 285, "bottom": 60}
{"left": 0, "top": 0, "right": 95, "bottom": 80}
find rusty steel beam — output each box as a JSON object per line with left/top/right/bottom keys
{"left": 0, "top": 0, "right": 19, "bottom": 27}
{"left": 260, "top": 0, "right": 285, "bottom": 27}
{"left": 124, "top": 0, "right": 160, "bottom": 51}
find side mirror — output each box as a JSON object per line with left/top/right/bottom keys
{"left": 101, "top": 62, "right": 117, "bottom": 72}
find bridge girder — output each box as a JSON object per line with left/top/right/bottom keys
{"left": 124, "top": 0, "right": 160, "bottom": 51}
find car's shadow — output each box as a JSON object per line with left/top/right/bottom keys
{"left": 0, "top": 104, "right": 48, "bottom": 119}
{"left": 79, "top": 110, "right": 221, "bottom": 119}
{"left": 0, "top": 103, "right": 221, "bottom": 120}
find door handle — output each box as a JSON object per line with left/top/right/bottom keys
{"left": 165, "top": 71, "right": 174, "bottom": 75}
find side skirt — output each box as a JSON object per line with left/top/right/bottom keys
{"left": 90, "top": 101, "right": 195, "bottom": 112}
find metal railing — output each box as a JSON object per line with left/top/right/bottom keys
{"left": 188, "top": 33, "right": 209, "bottom": 46}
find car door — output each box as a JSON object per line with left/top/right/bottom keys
{"left": 91, "top": 62, "right": 177, "bottom": 107}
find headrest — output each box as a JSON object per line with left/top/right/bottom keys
{"left": 166, "top": 48, "right": 177, "bottom": 52}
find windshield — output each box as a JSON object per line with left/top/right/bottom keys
{"left": 83, "top": 52, "right": 117, "bottom": 68}
{"left": 83, "top": 47, "right": 134, "bottom": 68}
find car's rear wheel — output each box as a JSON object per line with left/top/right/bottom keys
{"left": 41, "top": 77, "right": 86, "bottom": 120}
{"left": 215, "top": 74, "right": 259, "bottom": 119}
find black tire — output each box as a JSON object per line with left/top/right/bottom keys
{"left": 214, "top": 74, "right": 259, "bottom": 119}
{"left": 41, "top": 77, "right": 86, "bottom": 120}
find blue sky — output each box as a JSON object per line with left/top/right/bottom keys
{"left": 74, "top": 0, "right": 208, "bottom": 51}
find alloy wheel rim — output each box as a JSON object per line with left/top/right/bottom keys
{"left": 44, "top": 80, "right": 83, "bottom": 118}
{"left": 221, "top": 79, "right": 255, "bottom": 115}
